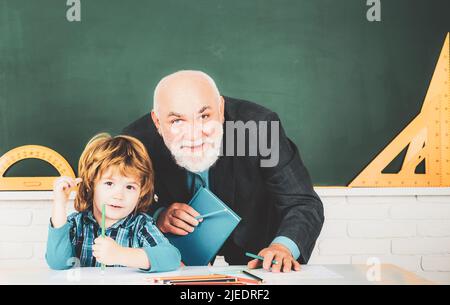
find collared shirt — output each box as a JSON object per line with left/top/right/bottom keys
{"left": 46, "top": 210, "right": 181, "bottom": 272}
{"left": 187, "top": 170, "right": 209, "bottom": 192}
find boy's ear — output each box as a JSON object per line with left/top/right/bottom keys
{"left": 151, "top": 111, "right": 162, "bottom": 136}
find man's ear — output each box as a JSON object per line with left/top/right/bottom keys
{"left": 151, "top": 111, "right": 162, "bottom": 135}
{"left": 219, "top": 96, "right": 225, "bottom": 123}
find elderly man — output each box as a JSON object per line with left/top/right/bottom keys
{"left": 123, "top": 70, "right": 324, "bottom": 272}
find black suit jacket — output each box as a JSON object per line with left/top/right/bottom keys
{"left": 123, "top": 97, "right": 324, "bottom": 264}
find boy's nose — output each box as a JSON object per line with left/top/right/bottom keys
{"left": 113, "top": 189, "right": 124, "bottom": 199}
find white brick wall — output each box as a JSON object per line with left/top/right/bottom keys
{"left": 0, "top": 194, "right": 75, "bottom": 269}
{"left": 0, "top": 188, "right": 449, "bottom": 284}
{"left": 311, "top": 187, "right": 450, "bottom": 284}
{"left": 418, "top": 221, "right": 450, "bottom": 237}
{"left": 421, "top": 256, "right": 450, "bottom": 272}
{"left": 392, "top": 238, "right": 450, "bottom": 255}
{"left": 348, "top": 221, "right": 417, "bottom": 238}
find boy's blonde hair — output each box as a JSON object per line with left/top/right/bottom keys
{"left": 74, "top": 133, "right": 154, "bottom": 213}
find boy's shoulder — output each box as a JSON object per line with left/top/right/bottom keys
{"left": 127, "top": 212, "right": 155, "bottom": 228}
{"left": 66, "top": 211, "right": 97, "bottom": 227}
{"left": 67, "top": 211, "right": 84, "bottom": 223}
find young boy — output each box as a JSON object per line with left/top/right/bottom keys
{"left": 46, "top": 133, "right": 181, "bottom": 272}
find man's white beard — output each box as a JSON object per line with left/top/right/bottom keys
{"left": 163, "top": 125, "right": 223, "bottom": 173}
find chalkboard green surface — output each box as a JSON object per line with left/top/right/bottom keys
{"left": 1, "top": 0, "right": 449, "bottom": 186}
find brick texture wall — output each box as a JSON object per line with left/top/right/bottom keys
{"left": 0, "top": 188, "right": 449, "bottom": 284}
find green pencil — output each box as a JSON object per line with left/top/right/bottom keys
{"left": 245, "top": 252, "right": 278, "bottom": 265}
{"left": 101, "top": 203, "right": 106, "bottom": 272}
{"left": 194, "top": 209, "right": 227, "bottom": 220}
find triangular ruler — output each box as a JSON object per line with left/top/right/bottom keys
{"left": 350, "top": 33, "right": 449, "bottom": 187}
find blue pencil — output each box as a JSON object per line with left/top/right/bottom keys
{"left": 195, "top": 209, "right": 227, "bottom": 220}
{"left": 245, "top": 252, "right": 279, "bottom": 265}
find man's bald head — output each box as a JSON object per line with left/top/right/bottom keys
{"left": 153, "top": 70, "right": 221, "bottom": 117}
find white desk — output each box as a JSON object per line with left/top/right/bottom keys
{"left": 0, "top": 264, "right": 433, "bottom": 285}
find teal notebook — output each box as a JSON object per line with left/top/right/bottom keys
{"left": 167, "top": 187, "right": 241, "bottom": 266}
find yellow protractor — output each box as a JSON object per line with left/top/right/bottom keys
{"left": 0, "top": 145, "right": 75, "bottom": 191}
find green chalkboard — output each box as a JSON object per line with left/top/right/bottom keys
{"left": 0, "top": 0, "right": 449, "bottom": 186}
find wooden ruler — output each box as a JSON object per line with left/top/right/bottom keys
{"left": 0, "top": 145, "right": 75, "bottom": 191}
{"left": 350, "top": 33, "right": 450, "bottom": 187}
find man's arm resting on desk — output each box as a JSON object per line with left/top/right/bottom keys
{"left": 264, "top": 112, "right": 324, "bottom": 261}
{"left": 271, "top": 236, "right": 301, "bottom": 260}
{"left": 248, "top": 112, "right": 324, "bottom": 272}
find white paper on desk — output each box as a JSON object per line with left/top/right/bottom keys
{"left": 247, "top": 265, "right": 342, "bottom": 283}
{"left": 48, "top": 267, "right": 149, "bottom": 284}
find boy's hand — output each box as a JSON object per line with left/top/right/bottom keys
{"left": 51, "top": 176, "right": 82, "bottom": 228}
{"left": 53, "top": 176, "right": 82, "bottom": 205}
{"left": 93, "top": 237, "right": 124, "bottom": 266}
